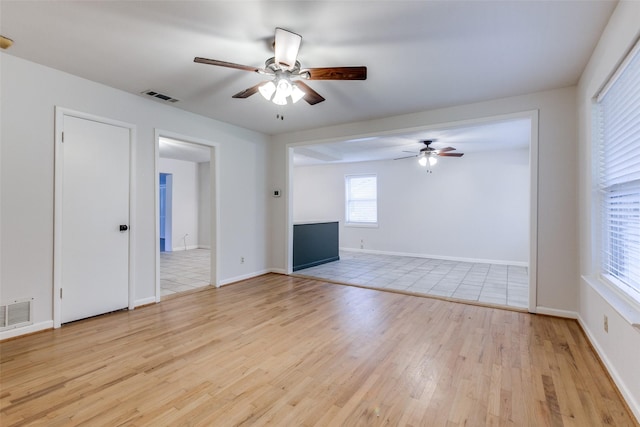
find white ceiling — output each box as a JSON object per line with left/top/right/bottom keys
{"left": 1, "top": 0, "right": 615, "bottom": 139}
{"left": 293, "top": 117, "right": 531, "bottom": 166}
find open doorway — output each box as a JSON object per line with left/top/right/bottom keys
{"left": 155, "top": 132, "right": 219, "bottom": 300}
{"left": 286, "top": 112, "right": 538, "bottom": 312}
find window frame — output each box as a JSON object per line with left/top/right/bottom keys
{"left": 345, "top": 174, "right": 378, "bottom": 227}
{"left": 592, "top": 37, "right": 640, "bottom": 308}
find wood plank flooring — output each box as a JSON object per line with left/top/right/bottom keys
{"left": 1, "top": 274, "right": 637, "bottom": 426}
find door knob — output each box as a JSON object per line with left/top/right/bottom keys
{"left": 119, "top": 225, "right": 129, "bottom": 232}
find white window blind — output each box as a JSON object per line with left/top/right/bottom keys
{"left": 595, "top": 39, "right": 640, "bottom": 302}
{"left": 346, "top": 174, "right": 377, "bottom": 224}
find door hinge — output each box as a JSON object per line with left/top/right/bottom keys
{"left": 60, "top": 288, "right": 63, "bottom": 299}
{"left": 61, "top": 131, "right": 64, "bottom": 143}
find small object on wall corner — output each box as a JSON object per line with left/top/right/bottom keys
{"left": 273, "top": 189, "right": 282, "bottom": 198}
{"left": 0, "top": 35, "right": 14, "bottom": 50}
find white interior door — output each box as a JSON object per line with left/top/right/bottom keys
{"left": 61, "top": 115, "right": 130, "bottom": 323}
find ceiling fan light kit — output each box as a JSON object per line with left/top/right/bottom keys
{"left": 257, "top": 60, "right": 307, "bottom": 105}
{"left": 395, "top": 140, "right": 463, "bottom": 172}
{"left": 194, "top": 27, "right": 367, "bottom": 107}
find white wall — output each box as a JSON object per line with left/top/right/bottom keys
{"left": 576, "top": 1, "right": 640, "bottom": 420}
{"left": 159, "top": 158, "right": 199, "bottom": 250}
{"left": 0, "top": 53, "right": 271, "bottom": 333}
{"left": 198, "top": 162, "right": 211, "bottom": 248}
{"left": 271, "top": 87, "right": 577, "bottom": 313}
{"left": 294, "top": 147, "right": 529, "bottom": 264}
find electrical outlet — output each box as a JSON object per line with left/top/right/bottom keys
{"left": 604, "top": 315, "right": 608, "bottom": 333}
{"left": 240, "top": 256, "right": 245, "bottom": 264}
{"left": 360, "top": 239, "right": 364, "bottom": 249}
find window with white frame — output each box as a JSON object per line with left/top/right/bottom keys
{"left": 594, "top": 39, "right": 640, "bottom": 303}
{"left": 345, "top": 174, "right": 377, "bottom": 225}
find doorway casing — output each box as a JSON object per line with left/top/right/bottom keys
{"left": 154, "top": 130, "right": 220, "bottom": 302}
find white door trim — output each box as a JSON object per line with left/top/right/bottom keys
{"left": 154, "top": 129, "right": 220, "bottom": 302}
{"left": 53, "top": 107, "right": 137, "bottom": 328}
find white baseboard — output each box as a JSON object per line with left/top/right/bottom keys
{"left": 0, "top": 320, "right": 53, "bottom": 341}
{"left": 198, "top": 245, "right": 211, "bottom": 250}
{"left": 535, "top": 306, "right": 577, "bottom": 319}
{"left": 170, "top": 245, "right": 199, "bottom": 252}
{"left": 577, "top": 314, "right": 640, "bottom": 423}
{"left": 218, "top": 269, "right": 272, "bottom": 287}
{"left": 339, "top": 247, "right": 529, "bottom": 267}
{"left": 135, "top": 297, "right": 157, "bottom": 307}
{"left": 269, "top": 268, "right": 287, "bottom": 275}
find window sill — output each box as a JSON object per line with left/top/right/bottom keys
{"left": 345, "top": 222, "right": 378, "bottom": 228}
{"left": 583, "top": 275, "right": 640, "bottom": 332}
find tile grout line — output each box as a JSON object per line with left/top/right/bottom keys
{"left": 300, "top": 252, "right": 527, "bottom": 309}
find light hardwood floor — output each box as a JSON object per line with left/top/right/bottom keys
{"left": 1, "top": 274, "right": 636, "bottom": 426}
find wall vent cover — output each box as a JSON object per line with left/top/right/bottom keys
{"left": 0, "top": 298, "right": 33, "bottom": 330}
{"left": 141, "top": 90, "right": 180, "bottom": 103}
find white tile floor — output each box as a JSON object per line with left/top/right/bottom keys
{"left": 295, "top": 251, "right": 529, "bottom": 309}
{"left": 160, "top": 249, "right": 529, "bottom": 309}
{"left": 160, "top": 249, "right": 211, "bottom": 297}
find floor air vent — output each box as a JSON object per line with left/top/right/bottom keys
{"left": 0, "top": 298, "right": 33, "bottom": 330}
{"left": 141, "top": 90, "right": 180, "bottom": 103}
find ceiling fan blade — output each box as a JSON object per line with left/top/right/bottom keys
{"left": 304, "top": 66, "right": 367, "bottom": 80}
{"left": 194, "top": 57, "right": 260, "bottom": 73}
{"left": 438, "top": 152, "right": 464, "bottom": 157}
{"left": 393, "top": 155, "right": 418, "bottom": 160}
{"left": 402, "top": 151, "right": 418, "bottom": 154}
{"left": 437, "top": 147, "right": 456, "bottom": 153}
{"left": 231, "top": 82, "right": 265, "bottom": 99}
{"left": 274, "top": 27, "right": 302, "bottom": 71}
{"left": 294, "top": 81, "right": 325, "bottom": 105}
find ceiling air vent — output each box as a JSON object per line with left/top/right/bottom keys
{"left": 141, "top": 90, "right": 180, "bottom": 103}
